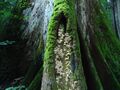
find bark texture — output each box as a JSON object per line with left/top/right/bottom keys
{"left": 1, "top": 0, "right": 120, "bottom": 90}
{"left": 26, "top": 0, "right": 120, "bottom": 90}
{"left": 76, "top": 0, "right": 120, "bottom": 89}
{"left": 112, "top": 0, "right": 120, "bottom": 38}
{"left": 41, "top": 0, "right": 87, "bottom": 90}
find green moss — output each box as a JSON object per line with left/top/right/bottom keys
{"left": 17, "top": 0, "right": 29, "bottom": 10}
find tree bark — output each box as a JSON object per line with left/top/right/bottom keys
{"left": 41, "top": 0, "right": 87, "bottom": 89}
{"left": 0, "top": 0, "right": 120, "bottom": 90}
{"left": 112, "top": 0, "right": 120, "bottom": 39}
{"left": 22, "top": 0, "right": 120, "bottom": 90}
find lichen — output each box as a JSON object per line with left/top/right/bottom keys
{"left": 54, "top": 25, "right": 79, "bottom": 90}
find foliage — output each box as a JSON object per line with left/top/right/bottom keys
{"left": 0, "top": 0, "right": 17, "bottom": 34}
{"left": 0, "top": 0, "right": 29, "bottom": 40}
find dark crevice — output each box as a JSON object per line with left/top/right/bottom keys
{"left": 60, "top": 13, "right": 67, "bottom": 33}
{"left": 56, "top": 12, "right": 67, "bottom": 38}
{"left": 77, "top": 23, "right": 101, "bottom": 90}
{"left": 88, "top": 26, "right": 120, "bottom": 90}
{"left": 22, "top": 61, "right": 42, "bottom": 86}
{"left": 0, "top": 40, "right": 29, "bottom": 85}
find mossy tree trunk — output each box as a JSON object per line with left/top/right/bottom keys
{"left": 26, "top": 0, "right": 120, "bottom": 90}
{"left": 76, "top": 0, "right": 120, "bottom": 89}
{"left": 41, "top": 0, "right": 87, "bottom": 89}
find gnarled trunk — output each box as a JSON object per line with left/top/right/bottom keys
{"left": 112, "top": 0, "right": 120, "bottom": 38}
{"left": 26, "top": 0, "right": 120, "bottom": 90}
{"left": 1, "top": 0, "right": 120, "bottom": 90}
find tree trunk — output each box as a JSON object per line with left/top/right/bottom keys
{"left": 1, "top": 0, "right": 120, "bottom": 90}
{"left": 25, "top": 0, "right": 120, "bottom": 90}
{"left": 112, "top": 0, "right": 120, "bottom": 39}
